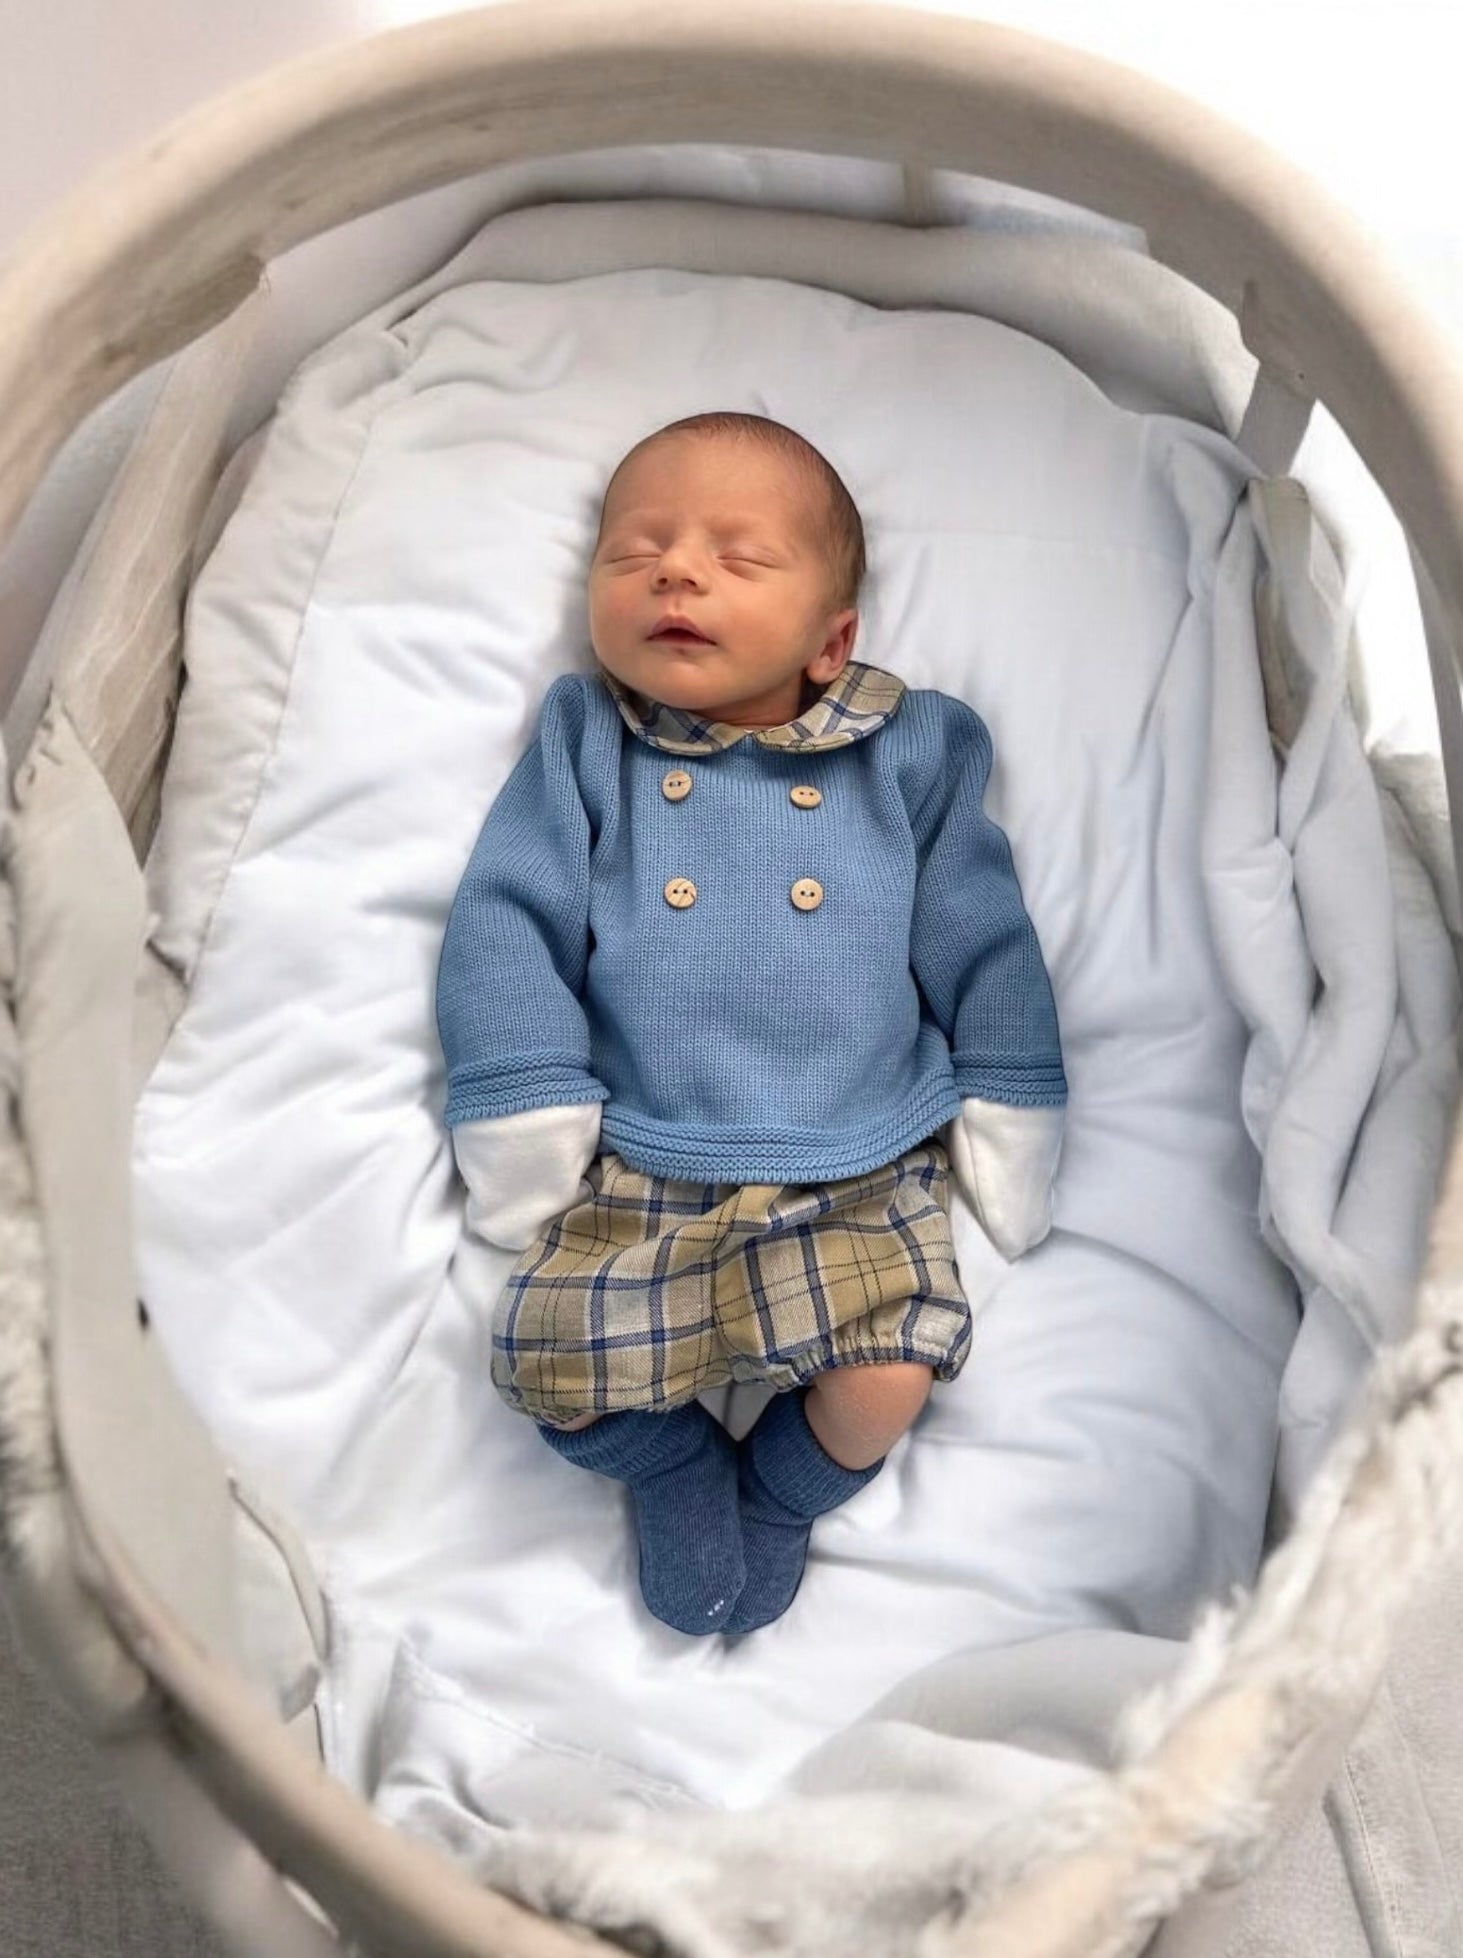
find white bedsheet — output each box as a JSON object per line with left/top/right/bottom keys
{"left": 128, "top": 194, "right": 1455, "bottom": 1925}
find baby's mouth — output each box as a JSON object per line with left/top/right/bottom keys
{"left": 649, "top": 617, "right": 716, "bottom": 645}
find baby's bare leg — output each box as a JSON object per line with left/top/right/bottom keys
{"left": 805, "top": 1361, "right": 933, "bottom": 1469}
{"left": 555, "top": 1411, "right": 600, "bottom": 1430}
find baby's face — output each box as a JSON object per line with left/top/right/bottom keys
{"left": 588, "top": 437, "right": 857, "bottom": 727}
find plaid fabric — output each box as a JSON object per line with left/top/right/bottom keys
{"left": 491, "top": 1137, "right": 972, "bottom": 1426}
{"left": 596, "top": 656, "right": 908, "bottom": 755}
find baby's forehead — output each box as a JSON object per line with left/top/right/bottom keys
{"left": 602, "top": 452, "right": 817, "bottom": 534}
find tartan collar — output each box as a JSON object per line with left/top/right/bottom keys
{"left": 597, "top": 657, "right": 906, "bottom": 755}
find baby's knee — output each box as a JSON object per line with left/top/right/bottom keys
{"left": 850, "top": 1360, "right": 933, "bottom": 1422}
{"left": 807, "top": 1360, "right": 933, "bottom": 1466}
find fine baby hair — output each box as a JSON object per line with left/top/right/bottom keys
{"left": 598, "top": 409, "right": 869, "bottom": 614}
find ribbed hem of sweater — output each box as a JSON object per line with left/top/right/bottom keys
{"left": 952, "top": 1055, "right": 1069, "bottom": 1106}
{"left": 444, "top": 1057, "right": 608, "bottom": 1127}
{"left": 598, "top": 1080, "right": 963, "bottom": 1185}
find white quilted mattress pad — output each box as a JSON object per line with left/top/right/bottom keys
{"left": 131, "top": 203, "right": 1335, "bottom": 1833}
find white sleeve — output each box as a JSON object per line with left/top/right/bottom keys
{"left": 451, "top": 1102, "right": 603, "bottom": 1251}
{"left": 944, "top": 1097, "right": 1065, "bottom": 1261}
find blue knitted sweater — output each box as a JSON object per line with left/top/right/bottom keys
{"left": 436, "top": 658, "right": 1066, "bottom": 1183}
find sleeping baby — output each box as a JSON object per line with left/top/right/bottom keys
{"left": 435, "top": 411, "right": 1067, "bottom": 1637}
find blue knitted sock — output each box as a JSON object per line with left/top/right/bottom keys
{"left": 723, "top": 1386, "right": 884, "bottom": 1635}
{"left": 536, "top": 1403, "right": 745, "bottom": 1635}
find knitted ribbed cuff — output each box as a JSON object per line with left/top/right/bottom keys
{"left": 742, "top": 1387, "right": 884, "bottom": 1521}
{"left": 536, "top": 1402, "right": 716, "bottom": 1482}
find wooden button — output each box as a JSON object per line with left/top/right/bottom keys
{"left": 664, "top": 878, "right": 698, "bottom": 909}
{"left": 790, "top": 878, "right": 824, "bottom": 911}
{"left": 789, "top": 785, "right": 822, "bottom": 808}
{"left": 662, "top": 770, "right": 692, "bottom": 802}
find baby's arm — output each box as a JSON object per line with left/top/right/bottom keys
{"left": 909, "top": 699, "right": 1067, "bottom": 1257}
{"left": 436, "top": 678, "right": 607, "bottom": 1246}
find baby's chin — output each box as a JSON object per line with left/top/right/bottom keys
{"left": 609, "top": 645, "right": 735, "bottom": 696}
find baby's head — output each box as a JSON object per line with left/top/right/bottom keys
{"left": 588, "top": 413, "right": 865, "bottom": 729}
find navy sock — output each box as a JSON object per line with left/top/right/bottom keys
{"left": 537, "top": 1403, "right": 745, "bottom": 1635}
{"left": 723, "top": 1386, "right": 884, "bottom": 1635}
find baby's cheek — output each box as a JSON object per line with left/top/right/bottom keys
{"left": 590, "top": 591, "right": 633, "bottom": 644}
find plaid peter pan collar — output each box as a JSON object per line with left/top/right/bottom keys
{"left": 596, "top": 657, "right": 906, "bottom": 755}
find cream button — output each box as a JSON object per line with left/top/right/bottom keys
{"left": 789, "top": 784, "right": 822, "bottom": 809}
{"left": 790, "top": 878, "right": 824, "bottom": 911}
{"left": 664, "top": 878, "right": 698, "bottom": 909}
{"left": 662, "top": 770, "right": 692, "bottom": 802}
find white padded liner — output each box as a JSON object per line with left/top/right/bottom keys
{"left": 129, "top": 195, "right": 1455, "bottom": 1853}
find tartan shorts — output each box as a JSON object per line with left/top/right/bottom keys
{"left": 490, "top": 1136, "right": 973, "bottom": 1427}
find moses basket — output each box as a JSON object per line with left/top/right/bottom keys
{"left": 2, "top": 4, "right": 1463, "bottom": 1954}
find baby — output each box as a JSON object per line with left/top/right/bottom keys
{"left": 436, "top": 412, "right": 1067, "bottom": 1637}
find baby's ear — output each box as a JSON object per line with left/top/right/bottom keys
{"left": 820, "top": 609, "right": 859, "bottom": 667}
